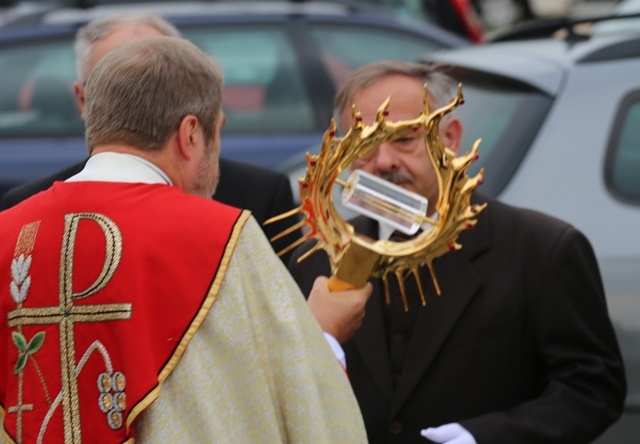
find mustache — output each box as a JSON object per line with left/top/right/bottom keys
{"left": 378, "top": 169, "right": 412, "bottom": 184}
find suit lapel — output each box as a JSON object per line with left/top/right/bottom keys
{"left": 390, "top": 196, "right": 492, "bottom": 416}
{"left": 389, "top": 250, "right": 482, "bottom": 416}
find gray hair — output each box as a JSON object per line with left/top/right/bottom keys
{"left": 333, "top": 60, "right": 457, "bottom": 133}
{"left": 84, "top": 36, "right": 223, "bottom": 153}
{"left": 74, "top": 12, "right": 181, "bottom": 83}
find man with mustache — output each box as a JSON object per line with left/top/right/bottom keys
{"left": 289, "top": 60, "right": 626, "bottom": 444}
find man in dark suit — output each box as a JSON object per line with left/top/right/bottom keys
{"left": 0, "top": 12, "right": 300, "bottom": 264}
{"left": 288, "top": 61, "right": 626, "bottom": 443}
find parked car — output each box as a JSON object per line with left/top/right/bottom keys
{"left": 282, "top": 28, "right": 640, "bottom": 443}
{"left": 473, "top": 0, "right": 579, "bottom": 29}
{"left": 592, "top": 0, "right": 640, "bottom": 35}
{"left": 488, "top": 4, "right": 640, "bottom": 43}
{"left": 0, "top": 1, "right": 468, "bottom": 200}
{"left": 345, "top": 0, "right": 581, "bottom": 35}
{"left": 352, "top": 0, "right": 486, "bottom": 42}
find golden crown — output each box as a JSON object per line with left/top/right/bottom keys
{"left": 266, "top": 83, "right": 486, "bottom": 310}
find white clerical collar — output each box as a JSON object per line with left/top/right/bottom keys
{"left": 66, "top": 152, "right": 172, "bottom": 185}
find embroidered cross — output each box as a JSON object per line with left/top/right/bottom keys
{"left": 8, "top": 396, "right": 33, "bottom": 443}
{"left": 8, "top": 213, "right": 132, "bottom": 444}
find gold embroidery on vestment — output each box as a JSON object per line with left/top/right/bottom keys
{"left": 7, "top": 214, "right": 132, "bottom": 443}
{"left": 8, "top": 221, "right": 41, "bottom": 443}
{"left": 14, "top": 221, "right": 40, "bottom": 257}
{"left": 97, "top": 371, "right": 127, "bottom": 429}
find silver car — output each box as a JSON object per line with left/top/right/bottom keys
{"left": 422, "top": 31, "right": 640, "bottom": 443}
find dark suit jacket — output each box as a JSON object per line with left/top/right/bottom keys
{"left": 0, "top": 158, "right": 300, "bottom": 264}
{"left": 289, "top": 193, "right": 626, "bottom": 444}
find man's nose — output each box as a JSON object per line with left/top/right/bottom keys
{"left": 372, "top": 143, "right": 399, "bottom": 172}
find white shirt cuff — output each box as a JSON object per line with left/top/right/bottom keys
{"left": 323, "top": 332, "right": 346, "bottom": 369}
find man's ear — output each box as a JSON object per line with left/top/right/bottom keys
{"left": 176, "top": 115, "right": 201, "bottom": 160}
{"left": 73, "top": 81, "right": 86, "bottom": 120}
{"left": 441, "top": 116, "right": 463, "bottom": 155}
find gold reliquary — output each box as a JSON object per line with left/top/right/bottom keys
{"left": 265, "top": 83, "right": 486, "bottom": 310}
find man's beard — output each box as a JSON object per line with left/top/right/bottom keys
{"left": 191, "top": 140, "right": 219, "bottom": 198}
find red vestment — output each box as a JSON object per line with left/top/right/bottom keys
{"left": 0, "top": 181, "right": 246, "bottom": 443}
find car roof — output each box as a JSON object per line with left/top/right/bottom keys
{"left": 41, "top": 1, "right": 387, "bottom": 23}
{"left": 422, "top": 32, "right": 640, "bottom": 96}
{"left": 0, "top": 1, "right": 470, "bottom": 47}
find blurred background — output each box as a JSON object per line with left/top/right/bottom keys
{"left": 0, "top": 1, "right": 638, "bottom": 443}
{"left": 0, "top": 1, "right": 627, "bottom": 37}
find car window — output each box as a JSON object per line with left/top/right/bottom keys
{"left": 0, "top": 24, "right": 317, "bottom": 139}
{"left": 445, "top": 71, "right": 553, "bottom": 196}
{"left": 181, "top": 25, "right": 316, "bottom": 134}
{"left": 0, "top": 38, "right": 80, "bottom": 137}
{"left": 606, "top": 92, "right": 640, "bottom": 204}
{"left": 309, "top": 24, "right": 443, "bottom": 89}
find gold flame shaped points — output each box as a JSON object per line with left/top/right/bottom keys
{"left": 265, "top": 83, "right": 486, "bottom": 310}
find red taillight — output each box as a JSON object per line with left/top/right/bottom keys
{"left": 451, "top": 0, "right": 486, "bottom": 43}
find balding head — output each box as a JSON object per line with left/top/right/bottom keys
{"left": 72, "top": 13, "right": 181, "bottom": 119}
{"left": 74, "top": 12, "right": 181, "bottom": 83}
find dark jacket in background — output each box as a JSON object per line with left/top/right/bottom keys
{"left": 289, "top": 193, "right": 626, "bottom": 444}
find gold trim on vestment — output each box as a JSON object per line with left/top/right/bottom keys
{"left": 125, "top": 209, "right": 251, "bottom": 432}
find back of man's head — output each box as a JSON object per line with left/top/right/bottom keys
{"left": 84, "top": 36, "right": 223, "bottom": 153}
{"left": 75, "top": 12, "right": 181, "bottom": 83}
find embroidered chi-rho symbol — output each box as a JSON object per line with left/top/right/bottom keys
{"left": 7, "top": 214, "right": 133, "bottom": 443}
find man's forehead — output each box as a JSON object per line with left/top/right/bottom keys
{"left": 345, "top": 90, "right": 430, "bottom": 125}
